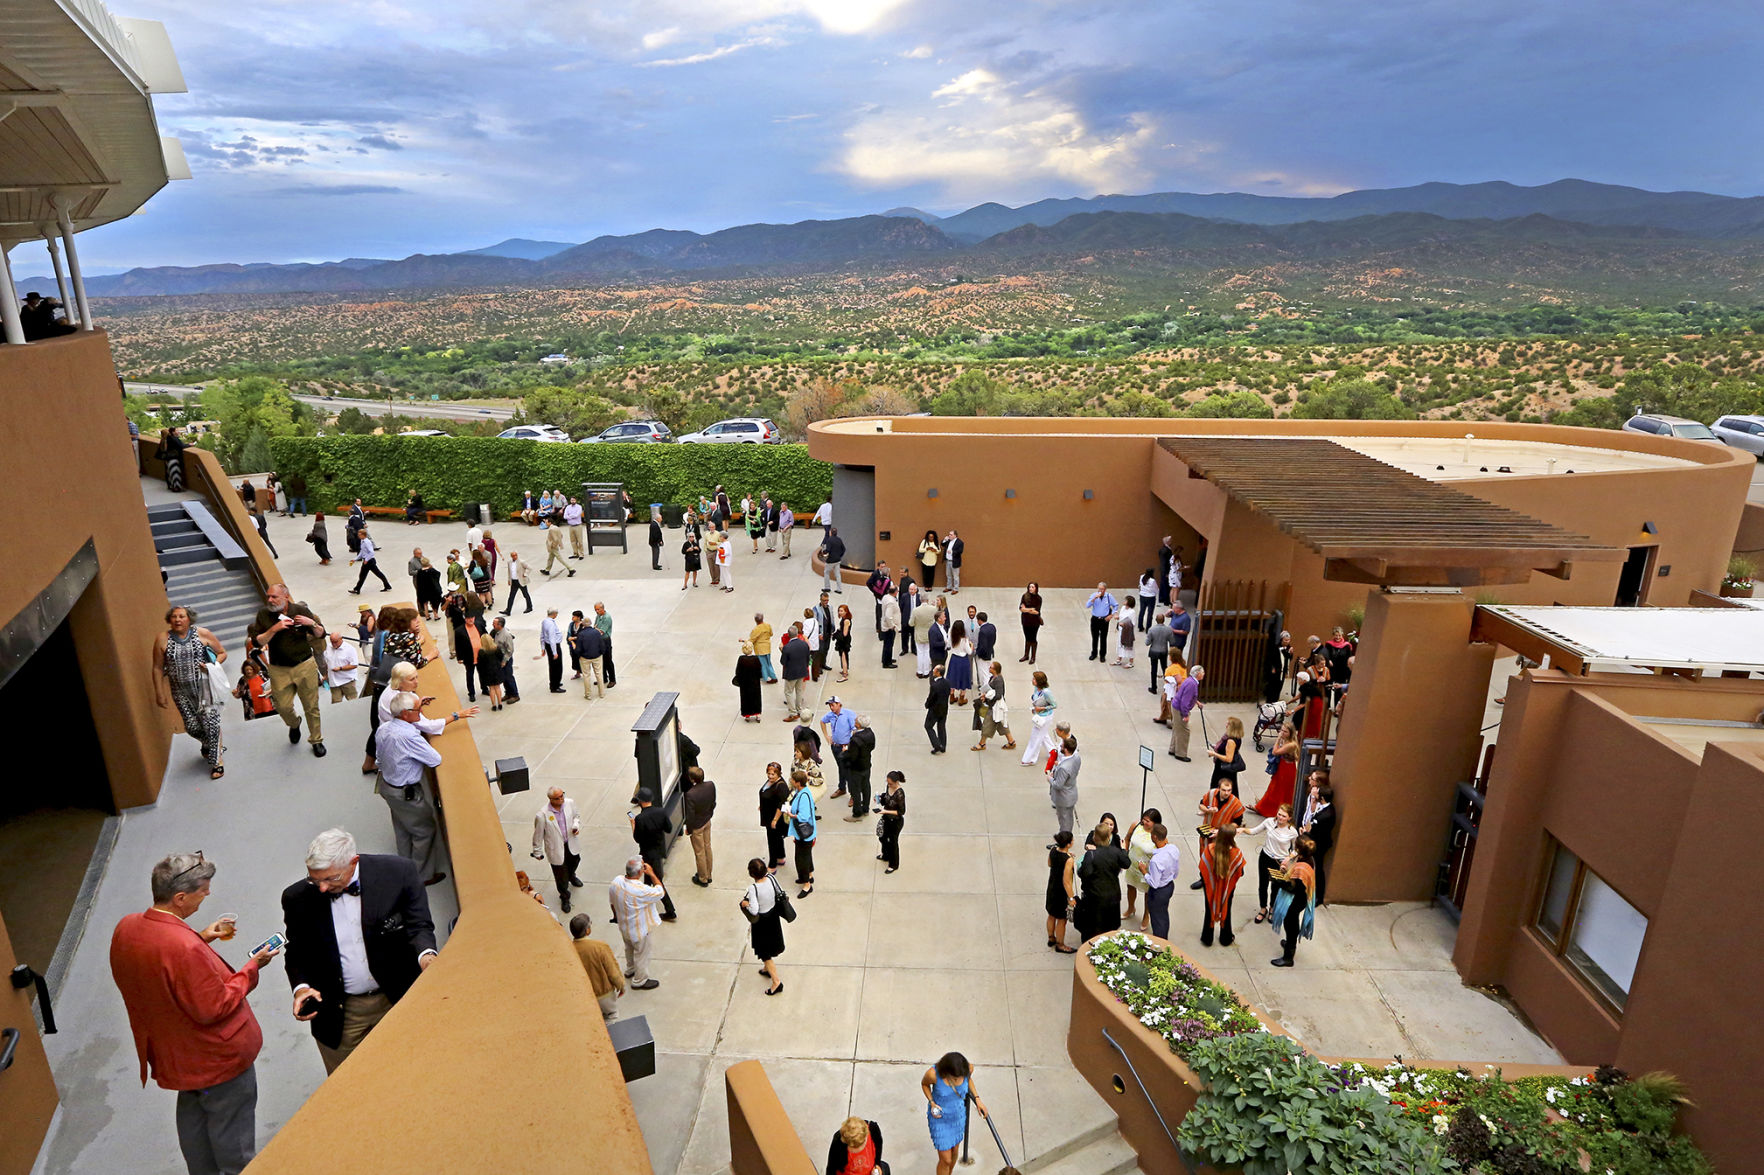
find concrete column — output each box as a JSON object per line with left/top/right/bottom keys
{"left": 1325, "top": 588, "right": 1495, "bottom": 902}
{"left": 0, "top": 244, "right": 25, "bottom": 345}
{"left": 55, "top": 208, "right": 94, "bottom": 330}
{"left": 40, "top": 227, "right": 76, "bottom": 325}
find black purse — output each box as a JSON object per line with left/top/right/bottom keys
{"left": 770, "top": 876, "right": 796, "bottom": 923}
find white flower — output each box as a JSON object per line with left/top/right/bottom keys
{"left": 1545, "top": 1088, "right": 1557, "bottom": 1104}
{"left": 1432, "top": 1114, "right": 1449, "bottom": 1135}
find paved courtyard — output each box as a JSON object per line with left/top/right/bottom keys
{"left": 35, "top": 494, "right": 1559, "bottom": 1175}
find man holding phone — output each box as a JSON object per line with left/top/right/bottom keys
{"left": 281, "top": 828, "right": 437, "bottom": 1074}
{"left": 110, "top": 851, "right": 280, "bottom": 1175}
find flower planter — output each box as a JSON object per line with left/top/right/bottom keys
{"left": 1719, "top": 582, "right": 1754, "bottom": 598}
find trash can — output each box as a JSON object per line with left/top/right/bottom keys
{"left": 660, "top": 504, "right": 685, "bottom": 528}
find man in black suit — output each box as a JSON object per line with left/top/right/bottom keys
{"left": 924, "top": 665, "right": 951, "bottom": 754}
{"left": 943, "top": 529, "right": 964, "bottom": 594}
{"left": 1298, "top": 773, "right": 1336, "bottom": 905}
{"left": 282, "top": 828, "right": 437, "bottom": 1074}
{"left": 842, "top": 715, "right": 877, "bottom": 820}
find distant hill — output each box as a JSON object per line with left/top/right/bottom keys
{"left": 21, "top": 178, "right": 1764, "bottom": 299}
{"left": 459, "top": 238, "right": 577, "bottom": 260}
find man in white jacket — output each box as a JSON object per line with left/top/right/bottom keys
{"left": 531, "top": 788, "right": 583, "bottom": 912}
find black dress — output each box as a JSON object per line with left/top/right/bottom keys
{"left": 834, "top": 619, "right": 852, "bottom": 655}
{"left": 747, "top": 880, "right": 786, "bottom": 961}
{"left": 734, "top": 654, "right": 763, "bottom": 716}
{"left": 1209, "top": 735, "right": 1243, "bottom": 790}
{"left": 759, "top": 779, "right": 790, "bottom": 865}
{"left": 1020, "top": 592, "right": 1043, "bottom": 642}
{"left": 1045, "top": 848, "right": 1072, "bottom": 920}
{"left": 682, "top": 537, "right": 702, "bottom": 572}
{"left": 1074, "top": 844, "right": 1130, "bottom": 940}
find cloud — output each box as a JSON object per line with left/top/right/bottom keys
{"left": 641, "top": 27, "right": 682, "bottom": 50}
{"left": 840, "top": 68, "right": 1160, "bottom": 199}
{"left": 640, "top": 37, "right": 776, "bottom": 67}
{"left": 357, "top": 133, "right": 404, "bottom": 150}
{"left": 263, "top": 183, "right": 408, "bottom": 196}
{"left": 902, "top": 44, "right": 932, "bottom": 59}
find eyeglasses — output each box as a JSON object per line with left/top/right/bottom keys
{"left": 169, "top": 851, "right": 205, "bottom": 883}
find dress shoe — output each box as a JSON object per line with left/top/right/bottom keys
{"left": 424, "top": 872, "right": 448, "bottom": 886}
{"left": 1191, "top": 879, "right": 1205, "bottom": 890}
{"left": 691, "top": 876, "right": 710, "bottom": 887}
{"left": 288, "top": 724, "right": 302, "bottom": 744}
{"left": 659, "top": 912, "right": 678, "bottom": 922}
{"left": 633, "top": 979, "right": 661, "bottom": 990}
{"left": 1270, "top": 957, "right": 1293, "bottom": 968}
{"left": 569, "top": 876, "right": 584, "bottom": 888}
{"left": 560, "top": 893, "right": 572, "bottom": 913}
{"left": 312, "top": 742, "right": 327, "bottom": 757}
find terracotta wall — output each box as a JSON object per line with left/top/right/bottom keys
{"left": 1327, "top": 590, "right": 1495, "bottom": 902}
{"left": 247, "top": 617, "right": 652, "bottom": 1173}
{"left": 0, "top": 910, "right": 56, "bottom": 1175}
{"left": 807, "top": 419, "right": 1752, "bottom": 611}
{"left": 725, "top": 1061, "right": 817, "bottom": 1175}
{"left": 1452, "top": 671, "right": 1764, "bottom": 1175}
{"left": 0, "top": 333, "right": 173, "bottom": 810}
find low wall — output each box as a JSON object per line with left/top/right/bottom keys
{"left": 137, "top": 436, "right": 281, "bottom": 597}
{"left": 726, "top": 1060, "right": 817, "bottom": 1175}
{"left": 1067, "top": 933, "right": 1584, "bottom": 1173}
{"left": 246, "top": 614, "right": 651, "bottom": 1173}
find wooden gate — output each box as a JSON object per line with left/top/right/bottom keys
{"left": 1192, "top": 579, "right": 1289, "bottom": 702}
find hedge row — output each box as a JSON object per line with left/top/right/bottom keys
{"left": 268, "top": 436, "right": 834, "bottom": 515}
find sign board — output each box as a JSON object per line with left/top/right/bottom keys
{"left": 1139, "top": 745, "right": 1155, "bottom": 773}
{"left": 581, "top": 481, "right": 628, "bottom": 553}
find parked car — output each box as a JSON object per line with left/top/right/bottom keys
{"left": 496, "top": 424, "right": 571, "bottom": 443}
{"left": 1620, "top": 414, "right": 1720, "bottom": 443}
{"left": 398, "top": 429, "right": 448, "bottom": 437}
{"left": 578, "top": 420, "right": 674, "bottom": 444}
{"left": 676, "top": 417, "right": 782, "bottom": 445}
{"left": 1710, "top": 414, "right": 1764, "bottom": 458}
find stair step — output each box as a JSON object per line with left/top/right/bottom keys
{"left": 150, "top": 519, "right": 202, "bottom": 537}
{"left": 145, "top": 503, "right": 188, "bottom": 521}
{"left": 155, "top": 533, "right": 213, "bottom": 553}
{"left": 1020, "top": 1132, "right": 1141, "bottom": 1175}
{"left": 160, "top": 547, "right": 218, "bottom": 567}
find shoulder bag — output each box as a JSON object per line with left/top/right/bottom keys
{"left": 770, "top": 875, "right": 797, "bottom": 923}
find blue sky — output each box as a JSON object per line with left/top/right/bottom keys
{"left": 68, "top": 0, "right": 1764, "bottom": 269}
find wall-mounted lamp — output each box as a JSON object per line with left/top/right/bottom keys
{"left": 927, "top": 488, "right": 939, "bottom": 499}
{"left": 1082, "top": 489, "right": 1095, "bottom": 500}
{"left": 1641, "top": 520, "right": 1658, "bottom": 535}
{"left": 1004, "top": 489, "right": 1016, "bottom": 499}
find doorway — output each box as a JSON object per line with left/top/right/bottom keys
{"left": 0, "top": 615, "right": 112, "bottom": 978}
{"left": 1613, "top": 545, "right": 1656, "bottom": 608}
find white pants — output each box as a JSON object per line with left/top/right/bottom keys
{"left": 1022, "top": 714, "right": 1057, "bottom": 766}
{"left": 916, "top": 644, "right": 931, "bottom": 675}
{"left": 621, "top": 932, "right": 653, "bottom": 984}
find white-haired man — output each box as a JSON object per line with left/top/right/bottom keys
{"left": 1168, "top": 665, "right": 1204, "bottom": 762}
{"left": 608, "top": 857, "right": 666, "bottom": 990}
{"left": 375, "top": 691, "right": 446, "bottom": 885}
{"left": 280, "top": 828, "right": 437, "bottom": 1074}
{"left": 530, "top": 788, "right": 583, "bottom": 912}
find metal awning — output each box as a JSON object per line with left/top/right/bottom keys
{"left": 1158, "top": 436, "right": 1623, "bottom": 586}
{"left": 1472, "top": 604, "right": 1764, "bottom": 676}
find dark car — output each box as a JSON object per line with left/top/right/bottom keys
{"left": 578, "top": 420, "right": 674, "bottom": 444}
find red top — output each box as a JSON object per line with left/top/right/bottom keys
{"left": 109, "top": 909, "right": 263, "bottom": 1091}
{"left": 847, "top": 1135, "right": 877, "bottom": 1175}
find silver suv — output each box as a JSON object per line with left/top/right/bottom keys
{"left": 677, "top": 418, "right": 782, "bottom": 444}
{"left": 1620, "top": 414, "right": 1718, "bottom": 443}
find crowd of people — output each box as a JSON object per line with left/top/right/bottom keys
{"left": 125, "top": 484, "right": 1352, "bottom": 1175}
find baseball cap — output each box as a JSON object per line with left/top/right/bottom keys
{"left": 825, "top": 695, "right": 842, "bottom": 705}
{"left": 631, "top": 788, "right": 656, "bottom": 804}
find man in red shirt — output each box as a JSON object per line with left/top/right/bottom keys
{"left": 109, "top": 852, "right": 280, "bottom": 1175}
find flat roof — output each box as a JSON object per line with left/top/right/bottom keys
{"left": 1334, "top": 436, "right": 1694, "bottom": 482}
{"left": 1637, "top": 718, "right": 1764, "bottom": 763}
{"left": 1475, "top": 605, "right": 1764, "bottom": 675}
{"left": 1158, "top": 437, "right": 1620, "bottom": 586}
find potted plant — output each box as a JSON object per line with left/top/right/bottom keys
{"left": 1721, "top": 554, "right": 1756, "bottom": 598}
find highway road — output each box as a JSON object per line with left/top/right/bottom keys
{"left": 125, "top": 383, "right": 516, "bottom": 423}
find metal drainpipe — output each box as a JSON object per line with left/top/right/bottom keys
{"left": 0, "top": 244, "right": 26, "bottom": 345}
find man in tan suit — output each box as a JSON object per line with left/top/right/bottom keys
{"left": 529, "top": 788, "right": 583, "bottom": 912}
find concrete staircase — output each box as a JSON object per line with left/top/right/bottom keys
{"left": 149, "top": 502, "right": 263, "bottom": 649}
{"left": 1019, "top": 1121, "right": 1147, "bottom": 1175}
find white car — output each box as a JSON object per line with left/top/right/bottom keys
{"left": 398, "top": 429, "right": 448, "bottom": 437}
{"left": 1620, "top": 414, "right": 1720, "bottom": 443}
{"left": 1710, "top": 414, "right": 1764, "bottom": 458}
{"left": 677, "top": 417, "right": 782, "bottom": 444}
{"left": 496, "top": 424, "right": 571, "bottom": 443}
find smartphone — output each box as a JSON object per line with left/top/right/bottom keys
{"left": 249, "top": 933, "right": 287, "bottom": 958}
{"left": 296, "top": 992, "right": 321, "bottom": 1016}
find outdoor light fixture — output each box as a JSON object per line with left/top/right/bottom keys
{"left": 927, "top": 488, "right": 939, "bottom": 499}
{"left": 1004, "top": 489, "right": 1016, "bottom": 499}
{"left": 1642, "top": 521, "right": 1658, "bottom": 535}
{"left": 1083, "top": 489, "right": 1095, "bottom": 500}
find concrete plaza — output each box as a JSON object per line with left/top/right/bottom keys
{"left": 34, "top": 498, "right": 1559, "bottom": 1175}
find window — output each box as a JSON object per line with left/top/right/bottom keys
{"left": 1532, "top": 838, "right": 1648, "bottom": 1010}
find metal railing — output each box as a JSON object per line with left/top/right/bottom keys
{"left": 1101, "top": 1027, "right": 1195, "bottom": 1174}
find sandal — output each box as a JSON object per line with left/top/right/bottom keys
{"left": 210, "top": 766, "right": 225, "bottom": 779}
{"left": 1053, "top": 944, "right": 1077, "bottom": 954}
{"left": 1254, "top": 910, "right": 1267, "bottom": 924}
{"left": 1003, "top": 741, "right": 1017, "bottom": 750}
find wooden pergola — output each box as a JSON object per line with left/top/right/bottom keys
{"left": 1158, "top": 437, "right": 1624, "bottom": 586}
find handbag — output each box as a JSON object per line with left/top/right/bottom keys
{"left": 202, "top": 645, "right": 231, "bottom": 707}
{"left": 770, "top": 876, "right": 796, "bottom": 923}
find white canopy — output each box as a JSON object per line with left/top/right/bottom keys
{"left": 1477, "top": 604, "right": 1764, "bottom": 675}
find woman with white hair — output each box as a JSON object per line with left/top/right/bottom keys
{"left": 375, "top": 662, "right": 478, "bottom": 735}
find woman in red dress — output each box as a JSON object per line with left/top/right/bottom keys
{"left": 1294, "top": 667, "right": 1327, "bottom": 741}
{"left": 1199, "top": 825, "right": 1245, "bottom": 947}
{"left": 1252, "top": 721, "right": 1300, "bottom": 818}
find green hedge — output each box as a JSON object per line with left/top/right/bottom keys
{"left": 268, "top": 436, "right": 834, "bottom": 516}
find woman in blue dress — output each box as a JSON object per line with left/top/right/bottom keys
{"left": 922, "top": 1051, "right": 989, "bottom": 1175}
{"left": 944, "top": 620, "right": 973, "bottom": 701}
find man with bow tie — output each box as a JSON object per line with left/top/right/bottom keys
{"left": 530, "top": 788, "right": 583, "bottom": 912}
{"left": 281, "top": 828, "right": 437, "bottom": 1074}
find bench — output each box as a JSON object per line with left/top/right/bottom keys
{"left": 362, "top": 505, "right": 455, "bottom": 524}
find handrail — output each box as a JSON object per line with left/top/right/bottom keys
{"left": 1100, "top": 1028, "right": 1194, "bottom": 1175}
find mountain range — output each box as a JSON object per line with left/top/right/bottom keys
{"left": 17, "top": 178, "right": 1764, "bottom": 298}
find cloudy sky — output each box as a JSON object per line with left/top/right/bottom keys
{"left": 69, "top": 0, "right": 1764, "bottom": 268}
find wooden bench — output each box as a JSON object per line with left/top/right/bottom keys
{"left": 361, "top": 505, "right": 454, "bottom": 524}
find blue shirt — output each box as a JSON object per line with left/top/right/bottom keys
{"left": 820, "top": 708, "right": 856, "bottom": 747}
{"left": 788, "top": 789, "right": 816, "bottom": 842}
{"left": 376, "top": 717, "right": 441, "bottom": 788}
{"left": 1086, "top": 592, "right": 1118, "bottom": 619}
{"left": 1145, "top": 842, "right": 1182, "bottom": 889}
{"left": 1169, "top": 611, "right": 1192, "bottom": 641}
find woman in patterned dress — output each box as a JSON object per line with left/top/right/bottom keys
{"left": 155, "top": 606, "right": 227, "bottom": 778}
